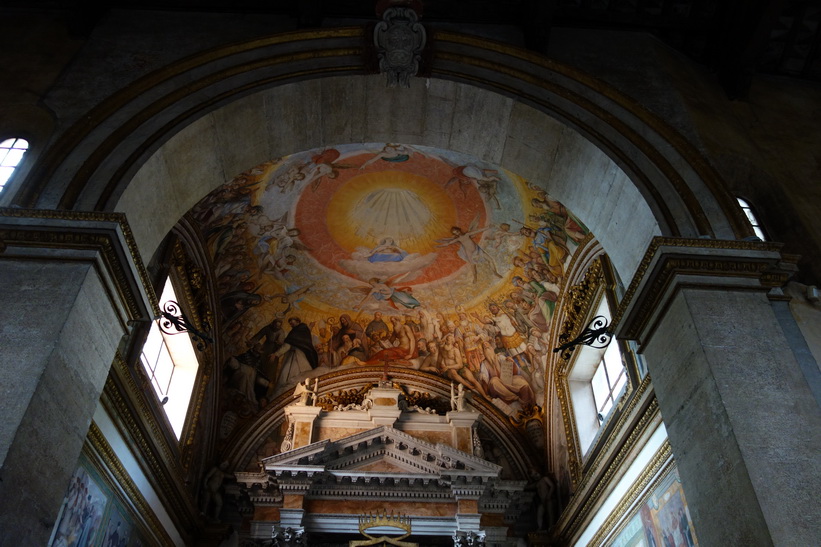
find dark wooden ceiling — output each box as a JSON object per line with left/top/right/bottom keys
{"left": 7, "top": 0, "right": 821, "bottom": 95}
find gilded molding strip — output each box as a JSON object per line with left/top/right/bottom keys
{"left": 574, "top": 376, "right": 653, "bottom": 496}
{"left": 432, "top": 31, "right": 748, "bottom": 239}
{"left": 0, "top": 207, "right": 158, "bottom": 316}
{"left": 17, "top": 28, "right": 365, "bottom": 207}
{"left": 559, "top": 394, "right": 660, "bottom": 540}
{"left": 586, "top": 442, "right": 674, "bottom": 547}
{"left": 86, "top": 421, "right": 177, "bottom": 547}
{"left": 103, "top": 354, "right": 199, "bottom": 528}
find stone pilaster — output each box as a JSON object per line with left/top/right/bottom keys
{"left": 284, "top": 404, "right": 322, "bottom": 449}
{"left": 0, "top": 209, "right": 154, "bottom": 547}
{"left": 446, "top": 411, "right": 480, "bottom": 453}
{"left": 616, "top": 237, "right": 821, "bottom": 546}
{"left": 367, "top": 386, "right": 403, "bottom": 426}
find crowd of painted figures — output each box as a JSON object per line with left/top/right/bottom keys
{"left": 221, "top": 302, "right": 559, "bottom": 414}
{"left": 193, "top": 149, "right": 588, "bottom": 415}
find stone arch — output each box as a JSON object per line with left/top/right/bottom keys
{"left": 12, "top": 29, "right": 748, "bottom": 284}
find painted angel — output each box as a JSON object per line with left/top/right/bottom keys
{"left": 443, "top": 161, "right": 503, "bottom": 209}
{"left": 349, "top": 273, "right": 421, "bottom": 310}
{"left": 256, "top": 211, "right": 310, "bottom": 270}
{"left": 303, "top": 148, "right": 356, "bottom": 191}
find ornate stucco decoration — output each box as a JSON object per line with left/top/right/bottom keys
{"left": 374, "top": 1, "right": 426, "bottom": 87}
{"left": 555, "top": 258, "right": 604, "bottom": 371}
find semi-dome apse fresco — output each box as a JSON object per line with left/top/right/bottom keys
{"left": 192, "top": 143, "right": 589, "bottom": 418}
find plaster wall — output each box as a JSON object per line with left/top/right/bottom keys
{"left": 116, "top": 75, "right": 659, "bottom": 283}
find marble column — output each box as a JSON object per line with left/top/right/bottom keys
{"left": 0, "top": 209, "right": 153, "bottom": 546}
{"left": 617, "top": 238, "right": 821, "bottom": 546}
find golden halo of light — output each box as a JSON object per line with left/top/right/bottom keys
{"left": 326, "top": 170, "right": 456, "bottom": 253}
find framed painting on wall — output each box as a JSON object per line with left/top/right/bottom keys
{"left": 607, "top": 465, "right": 698, "bottom": 547}
{"left": 48, "top": 465, "right": 108, "bottom": 547}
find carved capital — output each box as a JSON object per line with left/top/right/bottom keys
{"left": 615, "top": 237, "right": 797, "bottom": 347}
{"left": 0, "top": 208, "right": 157, "bottom": 323}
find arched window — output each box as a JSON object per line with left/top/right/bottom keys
{"left": 0, "top": 138, "right": 29, "bottom": 193}
{"left": 737, "top": 197, "right": 767, "bottom": 241}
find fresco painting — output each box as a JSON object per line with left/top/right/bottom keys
{"left": 192, "top": 143, "right": 588, "bottom": 421}
{"left": 50, "top": 465, "right": 108, "bottom": 547}
{"left": 607, "top": 466, "right": 698, "bottom": 547}
{"left": 101, "top": 505, "right": 133, "bottom": 547}
{"left": 50, "top": 460, "right": 150, "bottom": 547}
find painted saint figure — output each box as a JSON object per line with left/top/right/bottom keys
{"left": 437, "top": 224, "right": 503, "bottom": 282}
{"left": 364, "top": 237, "right": 408, "bottom": 263}
{"left": 271, "top": 317, "right": 319, "bottom": 388}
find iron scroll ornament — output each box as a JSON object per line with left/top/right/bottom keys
{"left": 159, "top": 300, "right": 213, "bottom": 351}
{"left": 553, "top": 315, "right": 613, "bottom": 355}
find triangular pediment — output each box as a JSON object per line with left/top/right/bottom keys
{"left": 262, "top": 425, "right": 502, "bottom": 479}
{"left": 355, "top": 459, "right": 409, "bottom": 473}
{"left": 237, "top": 426, "right": 523, "bottom": 508}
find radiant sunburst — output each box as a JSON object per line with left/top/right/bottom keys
{"left": 326, "top": 170, "right": 454, "bottom": 253}
{"left": 351, "top": 188, "right": 431, "bottom": 241}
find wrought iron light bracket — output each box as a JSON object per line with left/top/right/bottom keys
{"left": 159, "top": 300, "right": 213, "bottom": 351}
{"left": 553, "top": 315, "right": 613, "bottom": 354}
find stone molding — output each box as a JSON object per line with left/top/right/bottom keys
{"left": 0, "top": 208, "right": 157, "bottom": 321}
{"left": 234, "top": 424, "right": 525, "bottom": 536}
{"left": 225, "top": 370, "right": 534, "bottom": 480}
{"left": 86, "top": 422, "right": 177, "bottom": 547}
{"left": 556, "top": 384, "right": 660, "bottom": 541}
{"left": 586, "top": 441, "right": 674, "bottom": 547}
{"left": 615, "top": 237, "right": 798, "bottom": 348}
{"left": 15, "top": 29, "right": 747, "bottom": 245}
{"left": 101, "top": 354, "right": 201, "bottom": 534}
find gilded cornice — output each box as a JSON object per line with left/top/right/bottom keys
{"left": 0, "top": 207, "right": 158, "bottom": 316}
{"left": 613, "top": 237, "right": 796, "bottom": 345}
{"left": 558, "top": 386, "right": 660, "bottom": 541}
{"left": 102, "top": 353, "right": 200, "bottom": 530}
{"left": 86, "top": 422, "right": 177, "bottom": 547}
{"left": 586, "top": 441, "right": 674, "bottom": 547}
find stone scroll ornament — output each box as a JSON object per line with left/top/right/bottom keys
{"left": 374, "top": 1, "right": 426, "bottom": 87}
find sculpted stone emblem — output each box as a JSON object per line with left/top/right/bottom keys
{"left": 374, "top": 6, "right": 426, "bottom": 87}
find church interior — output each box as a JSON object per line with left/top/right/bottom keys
{"left": 1, "top": 1, "right": 820, "bottom": 546}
